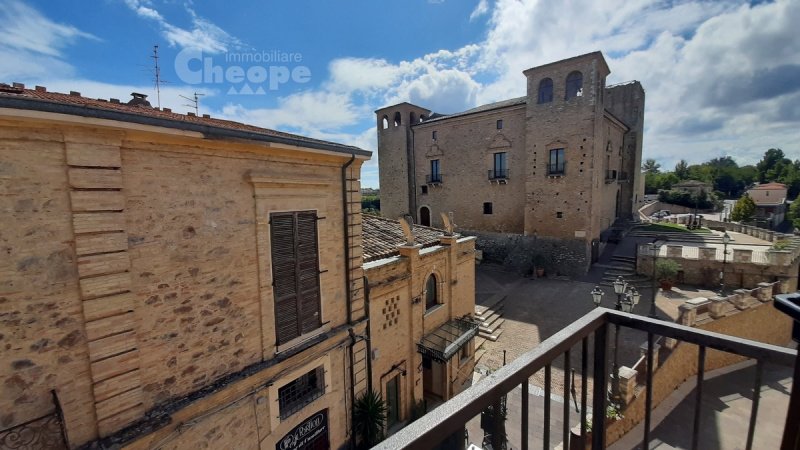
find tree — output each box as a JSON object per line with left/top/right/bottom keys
{"left": 789, "top": 199, "right": 800, "bottom": 230}
{"left": 756, "top": 148, "right": 790, "bottom": 183}
{"left": 642, "top": 158, "right": 661, "bottom": 174}
{"left": 352, "top": 390, "right": 387, "bottom": 449}
{"left": 674, "top": 159, "right": 689, "bottom": 180}
{"left": 730, "top": 194, "right": 756, "bottom": 223}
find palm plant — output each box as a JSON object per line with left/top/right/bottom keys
{"left": 352, "top": 390, "right": 387, "bottom": 449}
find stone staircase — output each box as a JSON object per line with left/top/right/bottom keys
{"left": 474, "top": 294, "right": 507, "bottom": 363}
{"left": 597, "top": 255, "right": 652, "bottom": 289}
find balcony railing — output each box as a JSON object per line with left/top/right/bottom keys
{"left": 426, "top": 174, "right": 443, "bottom": 185}
{"left": 605, "top": 169, "right": 617, "bottom": 182}
{"left": 488, "top": 169, "right": 509, "bottom": 181}
{"left": 546, "top": 162, "right": 566, "bottom": 176}
{"left": 376, "top": 307, "right": 799, "bottom": 450}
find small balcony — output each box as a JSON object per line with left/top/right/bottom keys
{"left": 488, "top": 169, "right": 509, "bottom": 182}
{"left": 376, "top": 303, "right": 800, "bottom": 450}
{"left": 426, "top": 174, "right": 443, "bottom": 185}
{"left": 546, "top": 162, "right": 566, "bottom": 177}
{"left": 606, "top": 169, "right": 618, "bottom": 183}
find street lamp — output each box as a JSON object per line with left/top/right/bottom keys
{"left": 649, "top": 238, "right": 666, "bottom": 318}
{"left": 593, "top": 280, "right": 639, "bottom": 403}
{"left": 591, "top": 285, "right": 604, "bottom": 307}
{"left": 720, "top": 232, "right": 731, "bottom": 295}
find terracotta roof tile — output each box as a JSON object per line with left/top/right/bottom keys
{"left": 0, "top": 84, "right": 368, "bottom": 155}
{"left": 751, "top": 182, "right": 787, "bottom": 190}
{"left": 362, "top": 214, "right": 445, "bottom": 262}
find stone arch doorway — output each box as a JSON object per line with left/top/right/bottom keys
{"left": 419, "top": 206, "right": 431, "bottom": 227}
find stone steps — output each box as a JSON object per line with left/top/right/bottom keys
{"left": 476, "top": 293, "right": 506, "bottom": 341}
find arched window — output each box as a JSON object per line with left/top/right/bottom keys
{"left": 381, "top": 115, "right": 389, "bottom": 130}
{"left": 565, "top": 71, "right": 583, "bottom": 100}
{"left": 393, "top": 111, "right": 402, "bottom": 127}
{"left": 537, "top": 78, "right": 553, "bottom": 104}
{"left": 419, "top": 114, "right": 427, "bottom": 122}
{"left": 419, "top": 206, "right": 431, "bottom": 227}
{"left": 425, "top": 274, "right": 438, "bottom": 310}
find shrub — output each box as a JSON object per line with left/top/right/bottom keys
{"left": 655, "top": 259, "right": 680, "bottom": 281}
{"left": 352, "top": 390, "right": 387, "bottom": 449}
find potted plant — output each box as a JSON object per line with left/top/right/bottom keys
{"left": 655, "top": 259, "right": 680, "bottom": 291}
{"left": 352, "top": 390, "right": 387, "bottom": 449}
{"left": 532, "top": 253, "right": 548, "bottom": 278}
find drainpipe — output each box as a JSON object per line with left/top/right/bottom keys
{"left": 341, "top": 154, "right": 356, "bottom": 324}
{"left": 363, "top": 276, "right": 373, "bottom": 393}
{"left": 347, "top": 329, "right": 357, "bottom": 449}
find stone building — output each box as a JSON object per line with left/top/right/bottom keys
{"left": 361, "top": 215, "right": 477, "bottom": 434}
{"left": 0, "top": 84, "right": 371, "bottom": 449}
{"left": 376, "top": 52, "right": 645, "bottom": 275}
{"left": 747, "top": 182, "right": 788, "bottom": 228}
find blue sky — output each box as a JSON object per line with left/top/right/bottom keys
{"left": 1, "top": 0, "right": 799, "bottom": 187}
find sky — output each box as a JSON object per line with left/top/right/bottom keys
{"left": 1, "top": 0, "right": 798, "bottom": 188}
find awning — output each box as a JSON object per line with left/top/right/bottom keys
{"left": 417, "top": 318, "right": 479, "bottom": 363}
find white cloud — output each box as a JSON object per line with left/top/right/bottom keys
{"left": 123, "top": 0, "right": 243, "bottom": 53}
{"left": 0, "top": 0, "right": 98, "bottom": 80}
{"left": 469, "top": 0, "right": 490, "bottom": 22}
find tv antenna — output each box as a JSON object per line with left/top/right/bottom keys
{"left": 180, "top": 92, "right": 205, "bottom": 115}
{"left": 151, "top": 45, "right": 165, "bottom": 108}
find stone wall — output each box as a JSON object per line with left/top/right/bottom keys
{"left": 605, "top": 287, "right": 793, "bottom": 445}
{"left": 0, "top": 115, "right": 368, "bottom": 449}
{"left": 365, "top": 234, "right": 477, "bottom": 431}
{"left": 465, "top": 230, "right": 589, "bottom": 277}
{"left": 637, "top": 235, "right": 800, "bottom": 292}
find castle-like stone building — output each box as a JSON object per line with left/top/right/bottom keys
{"left": 376, "top": 52, "right": 645, "bottom": 275}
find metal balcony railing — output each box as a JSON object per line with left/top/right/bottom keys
{"left": 488, "top": 169, "right": 509, "bottom": 181}
{"left": 426, "top": 174, "right": 443, "bottom": 184}
{"left": 546, "top": 162, "right": 566, "bottom": 176}
{"left": 375, "top": 307, "right": 799, "bottom": 450}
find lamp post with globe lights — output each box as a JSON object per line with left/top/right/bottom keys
{"left": 595, "top": 278, "right": 640, "bottom": 403}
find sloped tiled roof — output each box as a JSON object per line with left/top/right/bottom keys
{"left": 419, "top": 96, "right": 527, "bottom": 124}
{"left": 362, "top": 214, "right": 445, "bottom": 262}
{"left": 751, "top": 182, "right": 787, "bottom": 190}
{"left": 0, "top": 83, "right": 369, "bottom": 156}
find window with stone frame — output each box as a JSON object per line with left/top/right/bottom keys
{"left": 270, "top": 211, "right": 322, "bottom": 345}
{"left": 548, "top": 148, "right": 566, "bottom": 175}
{"left": 565, "top": 71, "right": 583, "bottom": 99}
{"left": 538, "top": 78, "right": 554, "bottom": 104}
{"left": 278, "top": 365, "right": 325, "bottom": 420}
{"left": 425, "top": 274, "right": 439, "bottom": 310}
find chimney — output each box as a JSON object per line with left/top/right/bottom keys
{"left": 127, "top": 92, "right": 152, "bottom": 107}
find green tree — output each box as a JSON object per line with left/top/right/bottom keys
{"left": 756, "top": 148, "right": 790, "bottom": 183}
{"left": 789, "top": 199, "right": 800, "bottom": 230}
{"left": 642, "top": 158, "right": 661, "bottom": 174}
{"left": 674, "top": 159, "right": 689, "bottom": 180}
{"left": 730, "top": 194, "right": 757, "bottom": 222}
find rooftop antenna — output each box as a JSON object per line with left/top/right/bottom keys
{"left": 151, "top": 45, "right": 163, "bottom": 108}
{"left": 180, "top": 92, "right": 204, "bottom": 115}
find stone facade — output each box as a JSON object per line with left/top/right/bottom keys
{"left": 0, "top": 87, "right": 370, "bottom": 449}
{"left": 363, "top": 217, "right": 477, "bottom": 435}
{"left": 376, "top": 52, "right": 645, "bottom": 275}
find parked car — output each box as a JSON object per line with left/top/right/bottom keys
{"left": 650, "top": 210, "right": 671, "bottom": 220}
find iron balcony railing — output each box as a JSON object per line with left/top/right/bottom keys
{"left": 375, "top": 308, "right": 799, "bottom": 450}
{"left": 546, "top": 162, "right": 566, "bottom": 176}
{"left": 488, "top": 169, "right": 509, "bottom": 181}
{"left": 427, "top": 173, "right": 443, "bottom": 184}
